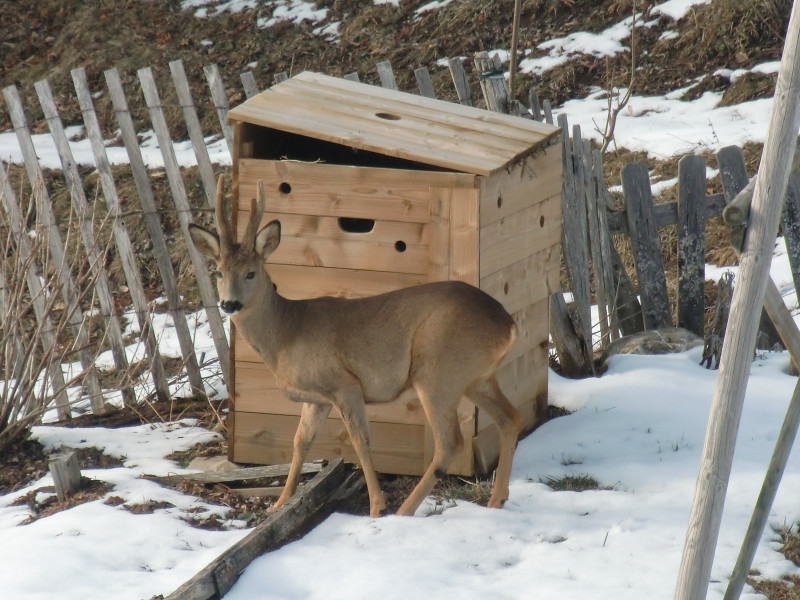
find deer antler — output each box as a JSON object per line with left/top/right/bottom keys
{"left": 242, "top": 181, "right": 266, "bottom": 249}
{"left": 214, "top": 174, "right": 232, "bottom": 252}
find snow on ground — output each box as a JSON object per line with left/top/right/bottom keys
{"left": 1, "top": 1, "right": 799, "bottom": 599}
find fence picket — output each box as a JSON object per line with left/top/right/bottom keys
{"left": 105, "top": 67, "right": 207, "bottom": 396}
{"left": 414, "top": 66, "right": 436, "bottom": 98}
{"left": 782, "top": 172, "right": 800, "bottom": 297}
{"left": 240, "top": 71, "right": 259, "bottom": 99}
{"left": 274, "top": 72, "right": 289, "bottom": 84}
{"left": 474, "top": 51, "right": 509, "bottom": 113}
{"left": 137, "top": 67, "right": 230, "bottom": 387}
{"left": 376, "top": 61, "right": 398, "bottom": 90}
{"left": 0, "top": 163, "right": 72, "bottom": 418}
{"left": 677, "top": 155, "right": 707, "bottom": 337}
{"left": 591, "top": 148, "right": 620, "bottom": 341}
{"left": 71, "top": 67, "right": 171, "bottom": 403}
{"left": 621, "top": 162, "right": 672, "bottom": 330}
{"left": 203, "top": 63, "right": 234, "bottom": 156}
{"left": 3, "top": 84, "right": 106, "bottom": 415}
{"left": 170, "top": 60, "right": 219, "bottom": 208}
{"left": 35, "top": 78, "right": 137, "bottom": 408}
{"left": 448, "top": 58, "right": 473, "bottom": 107}
{"left": 583, "top": 139, "right": 611, "bottom": 345}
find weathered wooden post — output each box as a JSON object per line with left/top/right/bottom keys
{"left": 673, "top": 0, "right": 800, "bottom": 597}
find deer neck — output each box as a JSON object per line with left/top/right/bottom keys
{"left": 230, "top": 285, "right": 296, "bottom": 370}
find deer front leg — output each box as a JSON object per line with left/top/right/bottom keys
{"left": 269, "top": 401, "right": 332, "bottom": 514}
{"left": 334, "top": 387, "right": 386, "bottom": 518}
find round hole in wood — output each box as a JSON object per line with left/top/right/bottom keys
{"left": 540, "top": 215, "right": 545, "bottom": 227}
{"left": 497, "top": 195, "right": 503, "bottom": 208}
{"left": 504, "top": 282, "right": 509, "bottom": 295}
{"left": 395, "top": 240, "right": 407, "bottom": 253}
{"left": 376, "top": 112, "right": 401, "bottom": 121}
{"left": 279, "top": 182, "right": 292, "bottom": 194}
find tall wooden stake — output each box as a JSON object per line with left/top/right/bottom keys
{"left": 673, "top": 1, "right": 800, "bottom": 598}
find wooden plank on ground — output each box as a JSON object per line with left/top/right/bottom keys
{"left": 105, "top": 67, "right": 206, "bottom": 396}
{"left": 621, "top": 161, "right": 672, "bottom": 330}
{"left": 163, "top": 458, "right": 351, "bottom": 600}
{"left": 677, "top": 154, "right": 707, "bottom": 337}
{"left": 152, "top": 462, "right": 323, "bottom": 486}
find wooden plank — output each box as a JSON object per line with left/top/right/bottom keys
{"left": 478, "top": 145, "right": 562, "bottom": 227}
{"left": 235, "top": 211, "right": 431, "bottom": 275}
{"left": 529, "top": 88, "right": 542, "bottom": 121}
{"left": 232, "top": 412, "right": 428, "bottom": 475}
{"left": 549, "top": 291, "right": 591, "bottom": 378}
{"left": 582, "top": 139, "right": 611, "bottom": 346}
{"left": 71, "top": 67, "right": 171, "bottom": 404}
{"left": 479, "top": 195, "right": 561, "bottom": 278}
{"left": 0, "top": 162, "right": 71, "bottom": 417}
{"left": 241, "top": 90, "right": 534, "bottom": 173}
{"left": 414, "top": 66, "right": 436, "bottom": 98}
{"left": 480, "top": 245, "right": 559, "bottom": 315}
{"left": 164, "top": 458, "right": 349, "bottom": 600}
{"left": 153, "top": 462, "right": 323, "bottom": 486}
{"left": 273, "top": 72, "right": 289, "bottom": 84}
{"left": 782, "top": 172, "right": 800, "bottom": 296}
{"left": 376, "top": 61, "right": 398, "bottom": 90}
{"left": 621, "top": 161, "right": 672, "bottom": 330}
{"left": 448, "top": 57, "right": 473, "bottom": 106}
{"left": 504, "top": 298, "right": 550, "bottom": 365}
{"left": 240, "top": 71, "right": 259, "bottom": 99}
{"left": 233, "top": 361, "right": 427, "bottom": 425}
{"left": 169, "top": 59, "right": 218, "bottom": 208}
{"left": 3, "top": 84, "right": 104, "bottom": 417}
{"left": 592, "top": 148, "right": 620, "bottom": 342}
{"left": 105, "top": 67, "right": 206, "bottom": 396}
{"left": 272, "top": 73, "right": 558, "bottom": 153}
{"left": 557, "top": 117, "right": 593, "bottom": 364}
{"left": 138, "top": 66, "right": 230, "bottom": 388}
{"left": 237, "top": 158, "right": 476, "bottom": 223}
{"left": 49, "top": 452, "right": 81, "bottom": 502}
{"left": 474, "top": 51, "right": 510, "bottom": 114}
{"left": 203, "top": 63, "right": 234, "bottom": 156}
{"left": 35, "top": 78, "right": 136, "bottom": 408}
{"left": 677, "top": 155, "right": 707, "bottom": 337}
{"left": 605, "top": 193, "right": 726, "bottom": 235}
{"left": 448, "top": 187, "right": 480, "bottom": 285}
{"left": 267, "top": 264, "right": 428, "bottom": 301}
{"left": 429, "top": 187, "right": 451, "bottom": 281}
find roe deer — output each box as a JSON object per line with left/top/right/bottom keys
{"left": 189, "top": 176, "right": 522, "bottom": 517}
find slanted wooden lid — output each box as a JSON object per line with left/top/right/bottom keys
{"left": 227, "top": 71, "right": 560, "bottom": 177}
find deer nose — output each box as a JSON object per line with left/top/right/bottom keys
{"left": 220, "top": 300, "right": 243, "bottom": 314}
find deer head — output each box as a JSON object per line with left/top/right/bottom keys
{"left": 189, "top": 176, "right": 280, "bottom": 316}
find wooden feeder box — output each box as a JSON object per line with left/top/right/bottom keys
{"left": 225, "top": 72, "right": 561, "bottom": 476}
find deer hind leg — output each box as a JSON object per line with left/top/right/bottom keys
{"left": 269, "top": 401, "right": 332, "bottom": 514}
{"left": 465, "top": 376, "right": 521, "bottom": 509}
{"left": 334, "top": 386, "right": 386, "bottom": 518}
{"left": 396, "top": 384, "right": 463, "bottom": 517}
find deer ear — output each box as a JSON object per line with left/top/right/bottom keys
{"left": 255, "top": 220, "right": 281, "bottom": 259}
{"left": 189, "top": 224, "right": 221, "bottom": 260}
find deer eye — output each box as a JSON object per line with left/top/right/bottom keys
{"left": 245, "top": 271, "right": 256, "bottom": 280}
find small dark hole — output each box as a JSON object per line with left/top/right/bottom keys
{"left": 540, "top": 215, "right": 545, "bottom": 227}
{"left": 376, "top": 112, "right": 401, "bottom": 121}
{"left": 503, "top": 282, "right": 509, "bottom": 295}
{"left": 338, "top": 218, "right": 375, "bottom": 233}
{"left": 395, "top": 240, "right": 407, "bottom": 253}
{"left": 279, "top": 182, "right": 292, "bottom": 194}
{"left": 497, "top": 195, "right": 503, "bottom": 208}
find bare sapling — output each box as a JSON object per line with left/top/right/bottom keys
{"left": 190, "top": 176, "right": 523, "bottom": 517}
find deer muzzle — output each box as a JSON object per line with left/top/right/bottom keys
{"left": 220, "top": 300, "right": 243, "bottom": 314}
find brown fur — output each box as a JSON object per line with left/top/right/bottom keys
{"left": 190, "top": 177, "right": 522, "bottom": 517}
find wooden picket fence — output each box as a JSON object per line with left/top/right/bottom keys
{"left": 1, "top": 50, "right": 783, "bottom": 420}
